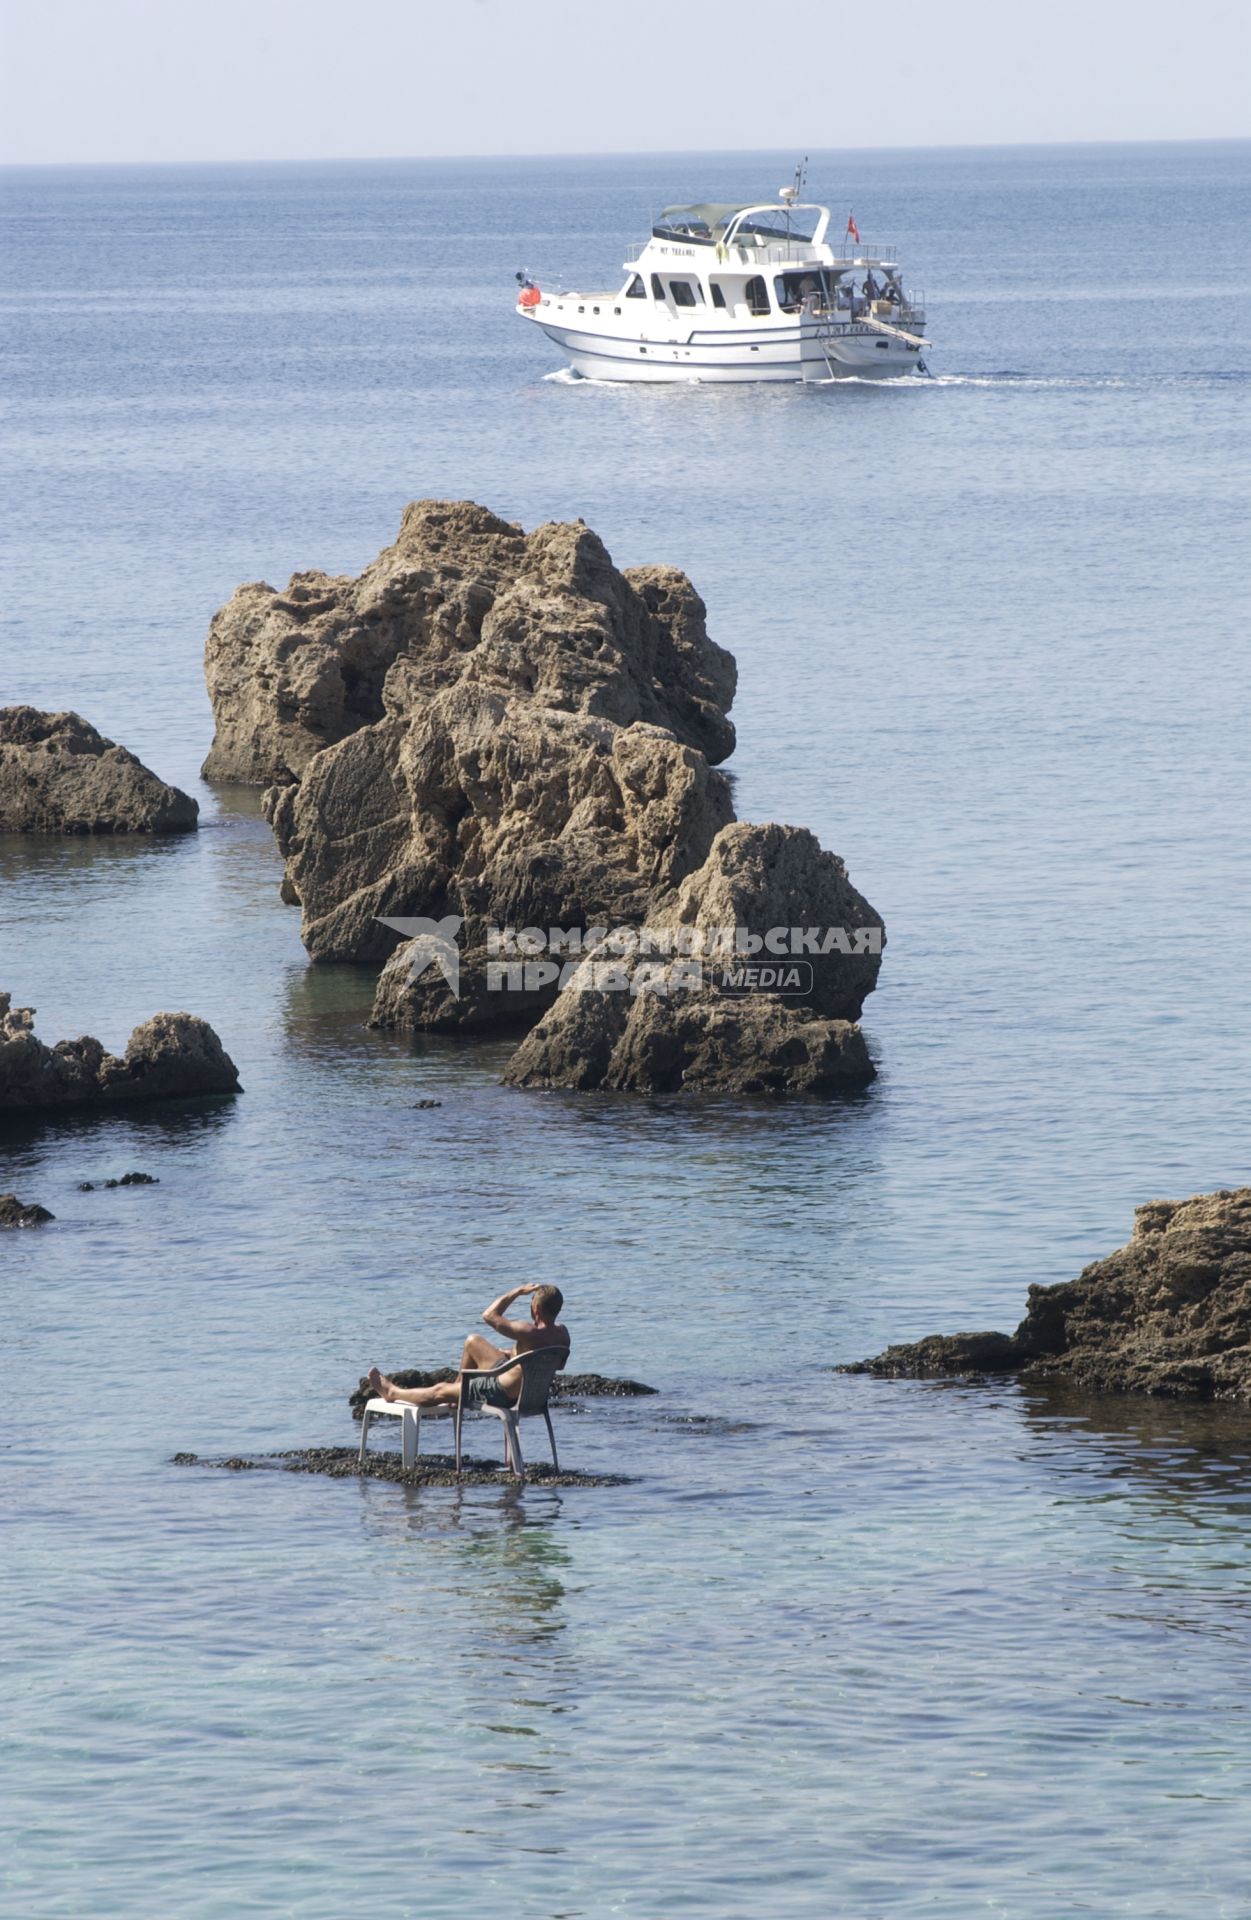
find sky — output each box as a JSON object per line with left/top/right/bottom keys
{"left": 1, "top": 0, "right": 1249, "bottom": 165}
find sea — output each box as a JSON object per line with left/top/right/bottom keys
{"left": 2, "top": 142, "right": 1250, "bottom": 1919}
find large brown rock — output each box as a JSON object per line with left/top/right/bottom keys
{"left": 202, "top": 500, "right": 736, "bottom": 785}
{"left": 501, "top": 821, "right": 881, "bottom": 1093}
{"left": 0, "top": 993, "right": 241, "bottom": 1113}
{"left": 203, "top": 499, "right": 886, "bottom": 1096}
{"left": 847, "top": 1189, "right": 1251, "bottom": 1402}
{"left": 274, "top": 699, "right": 732, "bottom": 976}
{"left": 0, "top": 708, "right": 197, "bottom": 834}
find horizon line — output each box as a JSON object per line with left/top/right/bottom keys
{"left": 2, "top": 133, "right": 1249, "bottom": 172}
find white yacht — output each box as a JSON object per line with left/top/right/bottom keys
{"left": 516, "top": 184, "right": 929, "bottom": 384}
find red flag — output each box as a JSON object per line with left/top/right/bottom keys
{"left": 846, "top": 212, "right": 860, "bottom": 243}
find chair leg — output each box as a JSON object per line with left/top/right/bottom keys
{"left": 454, "top": 1402, "right": 463, "bottom": 1478}
{"left": 401, "top": 1407, "right": 419, "bottom": 1470}
{"left": 358, "top": 1408, "right": 373, "bottom": 1468}
{"left": 543, "top": 1409, "right": 559, "bottom": 1473}
{"left": 504, "top": 1413, "right": 525, "bottom": 1484}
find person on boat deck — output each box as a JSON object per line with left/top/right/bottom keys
{"left": 367, "top": 1283, "right": 570, "bottom": 1412}
{"left": 836, "top": 283, "right": 853, "bottom": 311}
{"left": 799, "top": 276, "right": 821, "bottom": 314}
{"left": 863, "top": 272, "right": 881, "bottom": 303}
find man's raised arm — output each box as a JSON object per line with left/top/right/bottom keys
{"left": 482, "top": 1282, "right": 536, "bottom": 1338}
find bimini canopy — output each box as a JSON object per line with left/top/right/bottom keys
{"left": 652, "top": 202, "right": 824, "bottom": 247}
{"left": 652, "top": 205, "right": 743, "bottom": 243}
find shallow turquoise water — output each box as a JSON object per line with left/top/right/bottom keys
{"left": 2, "top": 144, "right": 1251, "bottom": 1916}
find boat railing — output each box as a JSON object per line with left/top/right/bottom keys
{"left": 828, "top": 239, "right": 898, "bottom": 264}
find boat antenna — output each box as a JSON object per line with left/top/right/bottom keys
{"left": 779, "top": 156, "right": 808, "bottom": 236}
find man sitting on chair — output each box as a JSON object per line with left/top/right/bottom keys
{"left": 367, "top": 1283, "right": 569, "bottom": 1412}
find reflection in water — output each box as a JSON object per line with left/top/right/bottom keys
{"left": 0, "top": 1091, "right": 239, "bottom": 1168}
{"left": 1019, "top": 1379, "right": 1251, "bottom": 1511}
{"left": 358, "top": 1493, "right": 578, "bottom": 1821}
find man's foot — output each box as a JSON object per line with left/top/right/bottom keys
{"left": 367, "top": 1366, "right": 397, "bottom": 1402}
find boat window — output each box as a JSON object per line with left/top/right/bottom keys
{"left": 745, "top": 276, "right": 770, "bottom": 316}
{"left": 710, "top": 281, "right": 727, "bottom": 309}
{"left": 668, "top": 279, "right": 701, "bottom": 308}
{"left": 650, "top": 274, "right": 665, "bottom": 301}
{"left": 625, "top": 275, "right": 645, "bottom": 299}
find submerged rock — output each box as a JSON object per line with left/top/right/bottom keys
{"left": 0, "top": 1193, "right": 54, "bottom": 1227}
{"left": 0, "top": 993, "right": 241, "bottom": 1114}
{"left": 173, "top": 1448, "right": 630, "bottom": 1489}
{"left": 0, "top": 707, "right": 197, "bottom": 834}
{"left": 846, "top": 1188, "right": 1251, "bottom": 1402}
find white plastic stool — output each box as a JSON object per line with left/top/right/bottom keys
{"left": 358, "top": 1397, "right": 421, "bottom": 1469}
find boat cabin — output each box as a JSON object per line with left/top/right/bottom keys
{"left": 620, "top": 202, "right": 911, "bottom": 324}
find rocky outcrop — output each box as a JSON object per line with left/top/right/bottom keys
{"left": 0, "top": 1194, "right": 54, "bottom": 1227}
{"left": 847, "top": 1189, "right": 1251, "bottom": 1401}
{"left": 202, "top": 499, "right": 735, "bottom": 785}
{"left": 0, "top": 993, "right": 240, "bottom": 1113}
{"left": 204, "top": 499, "right": 884, "bottom": 1093}
{"left": 250, "top": 508, "right": 738, "bottom": 990}
{"left": 278, "top": 701, "right": 733, "bottom": 986}
{"left": 0, "top": 708, "right": 197, "bottom": 834}
{"left": 503, "top": 822, "right": 882, "bottom": 1093}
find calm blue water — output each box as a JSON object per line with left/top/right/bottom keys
{"left": 2, "top": 143, "right": 1251, "bottom": 1918}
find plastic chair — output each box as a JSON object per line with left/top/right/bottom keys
{"left": 455, "top": 1348, "right": 564, "bottom": 1485}
{"left": 357, "top": 1347, "right": 565, "bottom": 1483}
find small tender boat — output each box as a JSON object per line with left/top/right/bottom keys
{"left": 516, "top": 178, "right": 930, "bottom": 384}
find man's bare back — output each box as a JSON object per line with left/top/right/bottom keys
{"left": 367, "top": 1283, "right": 569, "bottom": 1410}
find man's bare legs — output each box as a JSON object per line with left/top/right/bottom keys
{"left": 366, "top": 1334, "right": 514, "bottom": 1409}
{"left": 459, "top": 1333, "right": 509, "bottom": 1371}
{"left": 366, "top": 1368, "right": 460, "bottom": 1407}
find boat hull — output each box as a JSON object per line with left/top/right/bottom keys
{"left": 532, "top": 317, "right": 923, "bottom": 384}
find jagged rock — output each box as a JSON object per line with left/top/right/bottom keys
{"left": 203, "top": 499, "right": 885, "bottom": 1097}
{"left": 0, "top": 708, "right": 197, "bottom": 834}
{"left": 501, "top": 822, "right": 881, "bottom": 1093}
{"left": 846, "top": 1332, "right": 1021, "bottom": 1378}
{"left": 202, "top": 499, "right": 736, "bottom": 785}
{"left": 0, "top": 993, "right": 240, "bottom": 1113}
{"left": 276, "top": 698, "right": 731, "bottom": 978}
{"left": 0, "top": 1194, "right": 54, "bottom": 1227}
{"left": 845, "top": 1189, "right": 1251, "bottom": 1402}
{"left": 248, "top": 507, "right": 739, "bottom": 983}
{"left": 505, "top": 966, "right": 874, "bottom": 1095}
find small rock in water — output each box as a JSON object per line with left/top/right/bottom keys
{"left": 410, "top": 1098, "right": 442, "bottom": 1109}
{"left": 0, "top": 705, "right": 197, "bottom": 834}
{"left": 0, "top": 992, "right": 240, "bottom": 1114}
{"left": 103, "top": 1171, "right": 159, "bottom": 1188}
{"left": 78, "top": 1182, "right": 96, "bottom": 1192}
{"left": 0, "top": 1193, "right": 55, "bottom": 1227}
